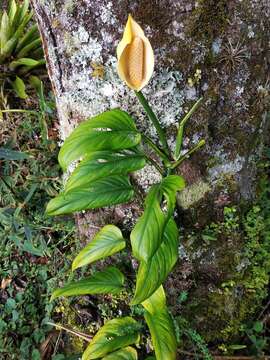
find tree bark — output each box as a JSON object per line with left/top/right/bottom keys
{"left": 31, "top": 0, "right": 270, "bottom": 342}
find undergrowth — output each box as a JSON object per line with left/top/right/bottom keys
{"left": 0, "top": 91, "right": 77, "bottom": 360}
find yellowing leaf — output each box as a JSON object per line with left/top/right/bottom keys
{"left": 82, "top": 317, "right": 140, "bottom": 359}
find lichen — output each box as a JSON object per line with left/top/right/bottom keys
{"left": 177, "top": 180, "right": 210, "bottom": 210}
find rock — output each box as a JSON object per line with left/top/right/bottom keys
{"left": 31, "top": 0, "right": 270, "bottom": 343}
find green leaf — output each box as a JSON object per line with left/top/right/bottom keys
{"left": 0, "top": 12, "right": 10, "bottom": 50}
{"left": 228, "top": 344, "right": 247, "bottom": 350}
{"left": 75, "top": 108, "right": 137, "bottom": 132}
{"left": 66, "top": 152, "right": 145, "bottom": 191}
{"left": 46, "top": 175, "right": 134, "bottom": 215}
{"left": 31, "top": 47, "right": 43, "bottom": 59}
{"left": 18, "top": 58, "right": 45, "bottom": 75}
{"left": 160, "top": 175, "right": 185, "bottom": 217}
{"left": 9, "top": 57, "right": 39, "bottom": 70}
{"left": 8, "top": 0, "right": 17, "bottom": 24}
{"left": 0, "top": 37, "right": 17, "bottom": 61}
{"left": 131, "top": 176, "right": 184, "bottom": 262}
{"left": 82, "top": 317, "right": 140, "bottom": 359}
{"left": 28, "top": 75, "right": 43, "bottom": 97}
{"left": 142, "top": 287, "right": 177, "bottom": 360}
{"left": 102, "top": 347, "right": 138, "bottom": 360}
{"left": 0, "top": 147, "right": 29, "bottom": 160}
{"left": 12, "top": 76, "right": 27, "bottom": 99}
{"left": 131, "top": 184, "right": 166, "bottom": 262}
{"left": 131, "top": 219, "right": 178, "bottom": 305}
{"left": 58, "top": 109, "right": 140, "bottom": 171}
{"left": 16, "top": 38, "right": 42, "bottom": 58}
{"left": 22, "top": 241, "right": 45, "bottom": 257}
{"left": 142, "top": 286, "right": 166, "bottom": 313}
{"left": 16, "top": 0, "right": 30, "bottom": 27}
{"left": 1, "top": 11, "right": 32, "bottom": 58}
{"left": 72, "top": 225, "right": 126, "bottom": 271}
{"left": 174, "top": 97, "right": 203, "bottom": 160}
{"left": 15, "top": 24, "right": 39, "bottom": 52}
{"left": 51, "top": 267, "right": 124, "bottom": 301}
{"left": 253, "top": 321, "right": 264, "bottom": 333}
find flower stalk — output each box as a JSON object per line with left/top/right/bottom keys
{"left": 136, "top": 90, "right": 170, "bottom": 156}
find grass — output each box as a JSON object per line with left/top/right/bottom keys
{"left": 0, "top": 88, "right": 78, "bottom": 360}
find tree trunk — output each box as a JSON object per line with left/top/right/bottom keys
{"left": 31, "top": 0, "right": 270, "bottom": 343}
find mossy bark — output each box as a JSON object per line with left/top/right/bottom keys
{"left": 31, "top": 0, "right": 270, "bottom": 344}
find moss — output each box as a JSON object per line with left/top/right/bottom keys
{"left": 215, "top": 173, "right": 239, "bottom": 194}
{"left": 181, "top": 179, "right": 270, "bottom": 343}
{"left": 54, "top": 298, "right": 87, "bottom": 354}
{"left": 206, "top": 289, "right": 258, "bottom": 341}
{"left": 187, "top": 0, "right": 229, "bottom": 44}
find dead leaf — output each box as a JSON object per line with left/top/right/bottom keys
{"left": 1, "top": 278, "right": 12, "bottom": 290}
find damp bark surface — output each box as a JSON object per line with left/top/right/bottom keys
{"left": 31, "top": 0, "right": 270, "bottom": 344}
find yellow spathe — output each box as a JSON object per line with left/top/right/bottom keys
{"left": 117, "top": 15, "right": 154, "bottom": 91}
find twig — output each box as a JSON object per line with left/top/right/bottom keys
{"left": 52, "top": 329, "right": 62, "bottom": 357}
{"left": 178, "top": 349, "right": 270, "bottom": 359}
{"left": 47, "top": 322, "right": 92, "bottom": 342}
{"left": 258, "top": 298, "right": 270, "bottom": 320}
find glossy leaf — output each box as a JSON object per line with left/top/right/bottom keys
{"left": 46, "top": 175, "right": 134, "bottom": 215}
{"left": 131, "top": 219, "right": 178, "bottom": 305}
{"left": 58, "top": 109, "right": 140, "bottom": 170}
{"left": 160, "top": 175, "right": 185, "bottom": 217}
{"left": 82, "top": 317, "right": 140, "bottom": 359}
{"left": 131, "top": 184, "right": 166, "bottom": 262}
{"left": 142, "top": 287, "right": 177, "bottom": 360}
{"left": 51, "top": 267, "right": 124, "bottom": 301}
{"left": 66, "top": 152, "right": 145, "bottom": 191}
{"left": 103, "top": 347, "right": 138, "bottom": 360}
{"left": 72, "top": 225, "right": 126, "bottom": 271}
{"left": 131, "top": 176, "right": 184, "bottom": 262}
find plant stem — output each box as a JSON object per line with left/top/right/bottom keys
{"left": 135, "top": 90, "right": 170, "bottom": 156}
{"left": 144, "top": 155, "right": 164, "bottom": 175}
{"left": 174, "top": 97, "right": 203, "bottom": 160}
{"left": 170, "top": 139, "right": 205, "bottom": 170}
{"left": 131, "top": 144, "right": 164, "bottom": 175}
{"left": 141, "top": 134, "right": 170, "bottom": 166}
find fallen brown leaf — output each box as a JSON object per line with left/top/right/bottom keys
{"left": 1, "top": 278, "right": 12, "bottom": 290}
